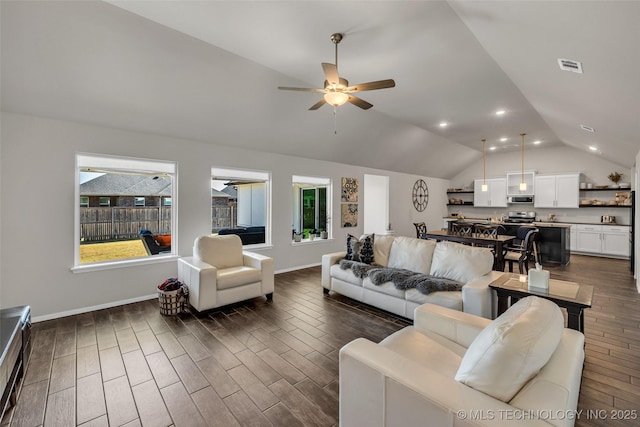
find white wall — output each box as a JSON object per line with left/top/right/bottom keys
{"left": 0, "top": 112, "right": 449, "bottom": 319}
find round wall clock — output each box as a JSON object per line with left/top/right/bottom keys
{"left": 412, "top": 179, "right": 429, "bottom": 212}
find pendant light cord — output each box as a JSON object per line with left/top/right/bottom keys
{"left": 482, "top": 138, "right": 487, "bottom": 185}
{"left": 521, "top": 133, "right": 526, "bottom": 182}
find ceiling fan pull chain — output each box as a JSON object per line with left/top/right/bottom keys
{"left": 333, "top": 106, "right": 338, "bottom": 134}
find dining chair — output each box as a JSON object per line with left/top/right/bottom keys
{"left": 413, "top": 222, "right": 427, "bottom": 238}
{"left": 503, "top": 227, "right": 540, "bottom": 273}
{"left": 450, "top": 221, "right": 474, "bottom": 236}
{"left": 474, "top": 223, "right": 501, "bottom": 238}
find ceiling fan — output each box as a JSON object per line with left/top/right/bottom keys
{"left": 278, "top": 33, "right": 396, "bottom": 110}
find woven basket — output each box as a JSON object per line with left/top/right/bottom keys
{"left": 158, "top": 289, "right": 186, "bottom": 315}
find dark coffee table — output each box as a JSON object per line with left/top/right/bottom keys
{"left": 489, "top": 273, "right": 593, "bottom": 333}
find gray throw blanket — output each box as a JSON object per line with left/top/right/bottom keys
{"left": 339, "top": 259, "right": 463, "bottom": 295}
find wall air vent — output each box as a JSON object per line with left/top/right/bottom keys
{"left": 580, "top": 124, "right": 595, "bottom": 133}
{"left": 558, "top": 58, "right": 583, "bottom": 73}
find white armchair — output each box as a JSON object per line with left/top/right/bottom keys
{"left": 340, "top": 301, "right": 584, "bottom": 427}
{"left": 177, "top": 234, "right": 274, "bottom": 313}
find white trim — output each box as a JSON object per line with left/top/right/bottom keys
{"left": 71, "top": 255, "right": 179, "bottom": 273}
{"left": 32, "top": 293, "right": 158, "bottom": 323}
{"left": 291, "top": 238, "right": 335, "bottom": 246}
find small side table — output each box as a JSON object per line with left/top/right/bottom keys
{"left": 489, "top": 273, "right": 593, "bottom": 333}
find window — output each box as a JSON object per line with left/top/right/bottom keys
{"left": 292, "top": 175, "right": 332, "bottom": 240}
{"left": 211, "top": 167, "right": 270, "bottom": 246}
{"left": 163, "top": 197, "right": 172, "bottom": 207}
{"left": 75, "top": 153, "right": 177, "bottom": 268}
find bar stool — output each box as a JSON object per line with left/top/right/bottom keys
{"left": 504, "top": 227, "right": 540, "bottom": 273}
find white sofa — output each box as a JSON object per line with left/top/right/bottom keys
{"left": 340, "top": 301, "right": 585, "bottom": 427}
{"left": 177, "top": 235, "right": 274, "bottom": 313}
{"left": 322, "top": 235, "right": 504, "bottom": 319}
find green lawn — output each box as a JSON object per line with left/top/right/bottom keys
{"left": 80, "top": 240, "right": 147, "bottom": 263}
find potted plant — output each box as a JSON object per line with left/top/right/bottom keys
{"left": 608, "top": 172, "right": 623, "bottom": 188}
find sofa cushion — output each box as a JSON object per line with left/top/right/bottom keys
{"left": 345, "top": 234, "right": 375, "bottom": 264}
{"left": 380, "top": 327, "right": 463, "bottom": 378}
{"left": 195, "top": 235, "right": 243, "bottom": 269}
{"left": 330, "top": 264, "right": 363, "bottom": 286}
{"left": 429, "top": 242, "right": 493, "bottom": 284}
{"left": 363, "top": 277, "right": 405, "bottom": 298}
{"left": 404, "top": 288, "right": 462, "bottom": 312}
{"left": 454, "top": 296, "right": 564, "bottom": 402}
{"left": 387, "top": 237, "right": 436, "bottom": 275}
{"left": 373, "top": 234, "right": 395, "bottom": 267}
{"left": 216, "top": 266, "right": 262, "bottom": 290}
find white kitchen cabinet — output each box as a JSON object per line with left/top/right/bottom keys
{"left": 575, "top": 224, "right": 630, "bottom": 258}
{"left": 474, "top": 178, "right": 507, "bottom": 207}
{"left": 569, "top": 225, "right": 577, "bottom": 251}
{"left": 534, "top": 174, "right": 580, "bottom": 208}
{"left": 602, "top": 226, "right": 631, "bottom": 257}
{"left": 506, "top": 171, "right": 535, "bottom": 196}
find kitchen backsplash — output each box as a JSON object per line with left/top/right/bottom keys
{"left": 447, "top": 206, "right": 631, "bottom": 225}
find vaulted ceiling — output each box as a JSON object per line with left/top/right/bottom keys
{"left": 2, "top": 1, "right": 639, "bottom": 178}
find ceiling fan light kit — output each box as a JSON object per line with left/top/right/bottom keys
{"left": 278, "top": 33, "right": 395, "bottom": 111}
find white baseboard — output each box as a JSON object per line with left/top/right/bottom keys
{"left": 275, "top": 263, "right": 320, "bottom": 274}
{"left": 32, "top": 293, "right": 158, "bottom": 323}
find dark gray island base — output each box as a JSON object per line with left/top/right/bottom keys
{"left": 448, "top": 221, "right": 571, "bottom": 265}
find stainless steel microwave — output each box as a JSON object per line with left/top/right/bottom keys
{"left": 507, "top": 196, "right": 534, "bottom": 204}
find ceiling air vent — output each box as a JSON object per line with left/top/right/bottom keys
{"left": 580, "top": 124, "right": 595, "bottom": 133}
{"left": 558, "top": 58, "right": 583, "bottom": 73}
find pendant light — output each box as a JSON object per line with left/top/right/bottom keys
{"left": 481, "top": 138, "right": 488, "bottom": 192}
{"left": 520, "top": 133, "right": 527, "bottom": 191}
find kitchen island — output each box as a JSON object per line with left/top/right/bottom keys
{"left": 445, "top": 218, "right": 571, "bottom": 265}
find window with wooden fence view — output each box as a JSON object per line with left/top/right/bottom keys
{"left": 76, "top": 154, "right": 176, "bottom": 265}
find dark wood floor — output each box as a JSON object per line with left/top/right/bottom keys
{"left": 2, "top": 255, "right": 638, "bottom": 426}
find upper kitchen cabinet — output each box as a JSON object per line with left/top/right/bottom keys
{"left": 534, "top": 174, "right": 580, "bottom": 208}
{"left": 506, "top": 171, "right": 535, "bottom": 196}
{"left": 474, "top": 178, "right": 507, "bottom": 207}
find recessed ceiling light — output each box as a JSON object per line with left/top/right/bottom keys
{"left": 500, "top": 137, "right": 508, "bottom": 142}
{"left": 580, "top": 125, "right": 595, "bottom": 133}
{"left": 533, "top": 140, "right": 541, "bottom": 145}
{"left": 495, "top": 110, "right": 506, "bottom": 116}
{"left": 589, "top": 146, "right": 598, "bottom": 151}
{"left": 439, "top": 122, "right": 448, "bottom": 127}
{"left": 489, "top": 146, "right": 497, "bottom": 151}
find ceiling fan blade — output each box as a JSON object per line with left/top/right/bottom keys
{"left": 309, "top": 98, "right": 327, "bottom": 110}
{"left": 344, "top": 79, "right": 396, "bottom": 92}
{"left": 347, "top": 95, "right": 373, "bottom": 110}
{"left": 278, "top": 86, "right": 325, "bottom": 93}
{"left": 321, "top": 63, "right": 340, "bottom": 86}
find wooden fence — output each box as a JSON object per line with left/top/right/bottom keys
{"left": 81, "top": 205, "right": 237, "bottom": 242}
{"left": 80, "top": 207, "right": 171, "bottom": 242}
{"left": 212, "top": 205, "right": 235, "bottom": 232}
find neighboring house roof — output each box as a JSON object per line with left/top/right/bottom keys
{"left": 211, "top": 188, "right": 230, "bottom": 198}
{"left": 80, "top": 174, "right": 172, "bottom": 196}
{"left": 220, "top": 186, "right": 237, "bottom": 198}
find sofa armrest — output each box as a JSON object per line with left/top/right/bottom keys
{"left": 243, "top": 251, "right": 274, "bottom": 294}
{"left": 177, "top": 256, "right": 218, "bottom": 312}
{"left": 413, "top": 304, "right": 491, "bottom": 349}
{"left": 462, "top": 270, "right": 504, "bottom": 319}
{"left": 509, "top": 329, "right": 585, "bottom": 427}
{"left": 321, "top": 251, "right": 347, "bottom": 289}
{"left": 340, "top": 338, "right": 550, "bottom": 427}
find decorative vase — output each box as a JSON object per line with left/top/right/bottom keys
{"left": 293, "top": 233, "right": 302, "bottom": 242}
{"left": 320, "top": 231, "right": 328, "bottom": 239}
